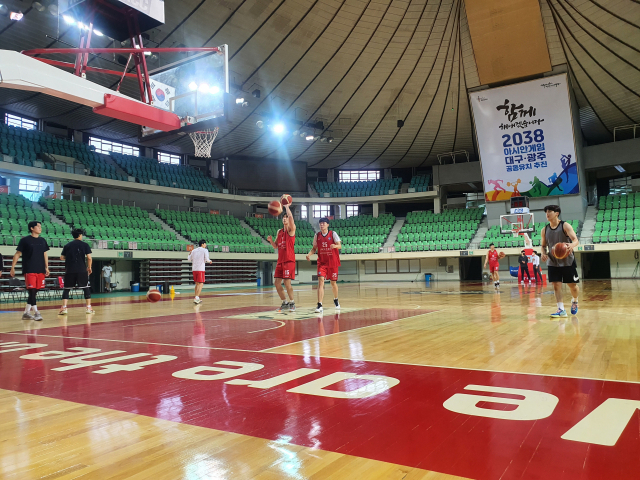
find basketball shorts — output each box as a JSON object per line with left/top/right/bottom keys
{"left": 25, "top": 273, "right": 46, "bottom": 290}
{"left": 547, "top": 261, "right": 579, "bottom": 284}
{"left": 193, "top": 271, "right": 206, "bottom": 283}
{"left": 317, "top": 263, "right": 338, "bottom": 281}
{"left": 489, "top": 261, "right": 499, "bottom": 273}
{"left": 64, "top": 271, "right": 90, "bottom": 289}
{"left": 275, "top": 262, "right": 295, "bottom": 280}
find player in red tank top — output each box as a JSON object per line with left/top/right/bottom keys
{"left": 267, "top": 203, "right": 296, "bottom": 312}
{"left": 306, "top": 217, "right": 341, "bottom": 313}
{"left": 484, "top": 243, "right": 501, "bottom": 289}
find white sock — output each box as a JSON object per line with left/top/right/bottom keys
{"left": 24, "top": 304, "right": 32, "bottom": 314}
{"left": 571, "top": 297, "right": 578, "bottom": 303}
{"left": 557, "top": 302, "right": 564, "bottom": 310}
{"left": 86, "top": 304, "right": 91, "bottom": 309}
{"left": 32, "top": 306, "right": 38, "bottom": 313}
{"left": 195, "top": 296, "right": 199, "bottom": 300}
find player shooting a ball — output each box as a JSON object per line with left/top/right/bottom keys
{"left": 268, "top": 202, "right": 296, "bottom": 313}
{"left": 541, "top": 204, "right": 580, "bottom": 318}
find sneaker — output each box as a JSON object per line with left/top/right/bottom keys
{"left": 570, "top": 301, "right": 578, "bottom": 315}
{"left": 58, "top": 308, "right": 68, "bottom": 316}
{"left": 277, "top": 301, "right": 288, "bottom": 313}
{"left": 288, "top": 302, "right": 296, "bottom": 312}
{"left": 193, "top": 298, "right": 202, "bottom": 305}
{"left": 22, "top": 312, "right": 35, "bottom": 320}
{"left": 550, "top": 309, "right": 568, "bottom": 318}
{"left": 86, "top": 308, "right": 96, "bottom": 314}
{"left": 334, "top": 299, "right": 340, "bottom": 310}
{"left": 33, "top": 312, "right": 43, "bottom": 321}
{"left": 315, "top": 303, "right": 323, "bottom": 313}
{"left": 521, "top": 281, "right": 525, "bottom": 285}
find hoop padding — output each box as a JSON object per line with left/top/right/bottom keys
{"left": 189, "top": 128, "right": 219, "bottom": 158}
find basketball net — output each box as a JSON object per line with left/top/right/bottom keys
{"left": 189, "top": 128, "right": 219, "bottom": 158}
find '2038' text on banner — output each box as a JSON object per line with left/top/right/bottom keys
{"left": 470, "top": 74, "right": 579, "bottom": 202}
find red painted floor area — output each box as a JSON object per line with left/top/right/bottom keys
{"left": 26, "top": 307, "right": 432, "bottom": 351}
{"left": 1, "top": 334, "right": 639, "bottom": 479}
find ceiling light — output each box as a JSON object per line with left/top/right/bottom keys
{"left": 78, "top": 21, "right": 88, "bottom": 30}
{"left": 209, "top": 85, "right": 220, "bottom": 94}
{"left": 32, "top": 1, "right": 45, "bottom": 12}
{"left": 9, "top": 11, "right": 23, "bottom": 20}
{"left": 256, "top": 120, "right": 264, "bottom": 129}
{"left": 93, "top": 29, "right": 103, "bottom": 36}
{"left": 47, "top": 3, "right": 57, "bottom": 15}
{"left": 235, "top": 97, "right": 244, "bottom": 104}
{"left": 143, "top": 50, "right": 151, "bottom": 55}
{"left": 272, "top": 123, "right": 285, "bottom": 134}
{"left": 327, "top": 137, "right": 334, "bottom": 143}
{"left": 305, "top": 135, "right": 314, "bottom": 141}
{"left": 198, "top": 83, "right": 209, "bottom": 93}
{"left": 292, "top": 130, "right": 299, "bottom": 136}
{"left": 320, "top": 137, "right": 327, "bottom": 142}
{"left": 188, "top": 82, "right": 198, "bottom": 91}
{"left": 300, "top": 131, "right": 307, "bottom": 138}
{"left": 614, "top": 165, "right": 625, "bottom": 173}
{"left": 0, "top": 5, "right": 8, "bottom": 16}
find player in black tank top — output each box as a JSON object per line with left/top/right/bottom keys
{"left": 541, "top": 205, "right": 580, "bottom": 318}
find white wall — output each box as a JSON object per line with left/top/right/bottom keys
{"left": 609, "top": 251, "right": 640, "bottom": 278}
{"left": 111, "top": 260, "right": 133, "bottom": 291}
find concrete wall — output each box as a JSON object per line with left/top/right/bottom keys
{"left": 432, "top": 162, "right": 482, "bottom": 186}
{"left": 228, "top": 158, "right": 307, "bottom": 192}
{"left": 609, "top": 250, "right": 640, "bottom": 278}
{"left": 582, "top": 137, "right": 640, "bottom": 170}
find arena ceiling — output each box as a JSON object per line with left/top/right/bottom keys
{"left": 0, "top": 0, "right": 638, "bottom": 168}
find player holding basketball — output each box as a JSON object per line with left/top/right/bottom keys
{"left": 484, "top": 243, "right": 500, "bottom": 288}
{"left": 10, "top": 221, "right": 49, "bottom": 321}
{"left": 268, "top": 203, "right": 296, "bottom": 312}
{"left": 541, "top": 205, "right": 580, "bottom": 318}
{"left": 306, "top": 217, "right": 341, "bottom": 313}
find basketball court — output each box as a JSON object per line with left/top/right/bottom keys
{"left": 1, "top": 279, "right": 639, "bottom": 479}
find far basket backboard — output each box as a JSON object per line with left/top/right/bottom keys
{"left": 141, "top": 46, "right": 229, "bottom": 138}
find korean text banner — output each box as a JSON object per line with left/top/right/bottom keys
{"left": 470, "top": 74, "right": 578, "bottom": 202}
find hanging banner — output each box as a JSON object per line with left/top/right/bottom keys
{"left": 470, "top": 74, "right": 578, "bottom": 202}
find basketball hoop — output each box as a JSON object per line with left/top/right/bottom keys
{"left": 189, "top": 128, "right": 219, "bottom": 158}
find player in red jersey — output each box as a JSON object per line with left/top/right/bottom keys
{"left": 306, "top": 217, "right": 341, "bottom": 313}
{"left": 484, "top": 242, "right": 501, "bottom": 289}
{"left": 268, "top": 203, "right": 296, "bottom": 312}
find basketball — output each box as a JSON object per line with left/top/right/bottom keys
{"left": 498, "top": 252, "right": 506, "bottom": 259}
{"left": 268, "top": 200, "right": 283, "bottom": 216}
{"left": 553, "top": 243, "right": 569, "bottom": 259}
{"left": 280, "top": 194, "right": 293, "bottom": 206}
{"left": 146, "top": 289, "right": 162, "bottom": 303}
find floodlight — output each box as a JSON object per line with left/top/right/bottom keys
{"left": 305, "top": 135, "right": 314, "bottom": 141}
{"left": 10, "top": 11, "right": 23, "bottom": 20}
{"left": 256, "top": 120, "right": 264, "bottom": 129}
{"left": 93, "top": 29, "right": 103, "bottom": 36}
{"left": 209, "top": 85, "right": 220, "bottom": 94}
{"left": 273, "top": 124, "right": 285, "bottom": 134}
{"left": 235, "top": 98, "right": 245, "bottom": 104}
{"left": 188, "top": 82, "right": 198, "bottom": 91}
{"left": 199, "top": 83, "right": 209, "bottom": 93}
{"left": 32, "top": 1, "right": 45, "bottom": 12}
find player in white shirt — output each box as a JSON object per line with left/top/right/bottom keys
{"left": 102, "top": 264, "right": 113, "bottom": 293}
{"left": 188, "top": 240, "right": 212, "bottom": 304}
{"left": 532, "top": 251, "right": 542, "bottom": 284}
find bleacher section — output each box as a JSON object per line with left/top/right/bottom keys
{"left": 0, "top": 124, "right": 84, "bottom": 166}
{"left": 40, "top": 199, "right": 184, "bottom": 250}
{"left": 314, "top": 179, "right": 402, "bottom": 197}
{"left": 156, "top": 209, "right": 269, "bottom": 253}
{"left": 593, "top": 193, "right": 640, "bottom": 243}
{"left": 110, "top": 153, "right": 220, "bottom": 193}
{"left": 244, "top": 217, "right": 316, "bottom": 254}
{"left": 480, "top": 219, "right": 582, "bottom": 248}
{"left": 0, "top": 193, "right": 69, "bottom": 246}
{"left": 331, "top": 214, "right": 395, "bottom": 254}
{"left": 396, "top": 209, "right": 483, "bottom": 251}
{"left": 409, "top": 174, "right": 431, "bottom": 192}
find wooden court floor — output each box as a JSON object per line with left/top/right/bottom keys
{"left": 0, "top": 279, "right": 639, "bottom": 479}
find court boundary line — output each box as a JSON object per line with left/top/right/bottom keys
{"left": 3, "top": 330, "right": 640, "bottom": 385}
